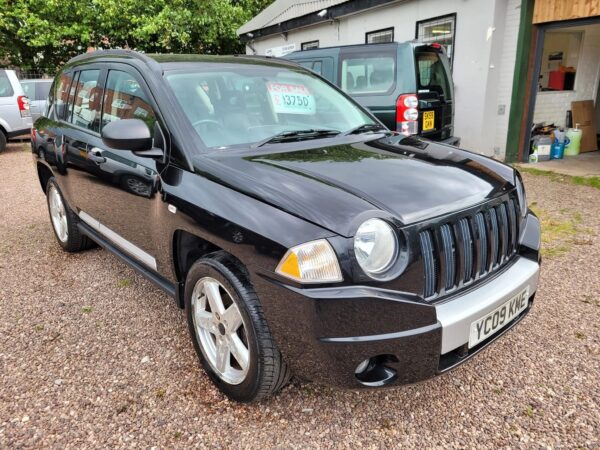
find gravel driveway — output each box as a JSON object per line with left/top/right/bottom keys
{"left": 1, "top": 143, "right": 598, "bottom": 448}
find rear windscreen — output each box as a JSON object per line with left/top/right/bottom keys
{"left": 0, "top": 72, "right": 14, "bottom": 97}
{"left": 36, "top": 81, "right": 52, "bottom": 100}
{"left": 21, "top": 82, "right": 35, "bottom": 99}
{"left": 22, "top": 80, "right": 52, "bottom": 100}
{"left": 340, "top": 53, "right": 396, "bottom": 95}
{"left": 415, "top": 51, "right": 452, "bottom": 100}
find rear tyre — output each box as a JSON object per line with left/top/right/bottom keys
{"left": 0, "top": 131, "right": 6, "bottom": 152}
{"left": 45, "top": 177, "right": 95, "bottom": 252}
{"left": 185, "top": 251, "right": 291, "bottom": 402}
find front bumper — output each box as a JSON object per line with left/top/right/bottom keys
{"left": 254, "top": 213, "right": 541, "bottom": 389}
{"left": 436, "top": 257, "right": 539, "bottom": 354}
{"left": 7, "top": 125, "right": 32, "bottom": 139}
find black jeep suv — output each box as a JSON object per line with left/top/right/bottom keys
{"left": 32, "top": 50, "right": 541, "bottom": 402}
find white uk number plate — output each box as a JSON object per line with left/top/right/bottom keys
{"left": 468, "top": 287, "right": 529, "bottom": 348}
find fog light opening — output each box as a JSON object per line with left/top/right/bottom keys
{"left": 354, "top": 354, "right": 399, "bottom": 387}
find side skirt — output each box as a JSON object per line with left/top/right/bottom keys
{"left": 78, "top": 221, "right": 177, "bottom": 300}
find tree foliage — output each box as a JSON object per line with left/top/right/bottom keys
{"left": 0, "top": 0, "right": 272, "bottom": 71}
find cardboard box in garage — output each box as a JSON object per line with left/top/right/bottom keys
{"left": 571, "top": 100, "right": 598, "bottom": 152}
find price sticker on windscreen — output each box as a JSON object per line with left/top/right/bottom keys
{"left": 267, "top": 82, "right": 316, "bottom": 115}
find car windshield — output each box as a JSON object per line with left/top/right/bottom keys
{"left": 164, "top": 64, "right": 376, "bottom": 149}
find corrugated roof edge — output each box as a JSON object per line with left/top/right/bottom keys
{"left": 237, "top": 0, "right": 401, "bottom": 41}
{"left": 238, "top": 0, "right": 350, "bottom": 35}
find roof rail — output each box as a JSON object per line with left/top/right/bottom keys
{"left": 67, "top": 49, "right": 159, "bottom": 68}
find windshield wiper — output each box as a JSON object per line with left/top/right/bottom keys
{"left": 342, "top": 123, "right": 387, "bottom": 136}
{"left": 253, "top": 129, "right": 340, "bottom": 148}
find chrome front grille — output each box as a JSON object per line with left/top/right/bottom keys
{"left": 419, "top": 197, "right": 520, "bottom": 300}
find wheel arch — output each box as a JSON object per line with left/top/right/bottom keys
{"left": 172, "top": 229, "right": 248, "bottom": 308}
{"left": 0, "top": 117, "right": 10, "bottom": 136}
{"left": 37, "top": 161, "right": 54, "bottom": 193}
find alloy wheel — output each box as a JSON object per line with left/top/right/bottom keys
{"left": 48, "top": 185, "right": 68, "bottom": 243}
{"left": 191, "top": 277, "right": 250, "bottom": 385}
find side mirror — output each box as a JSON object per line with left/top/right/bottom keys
{"left": 101, "top": 119, "right": 163, "bottom": 158}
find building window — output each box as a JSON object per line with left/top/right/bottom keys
{"left": 301, "top": 40, "right": 319, "bottom": 51}
{"left": 416, "top": 14, "right": 456, "bottom": 66}
{"left": 365, "top": 28, "right": 394, "bottom": 44}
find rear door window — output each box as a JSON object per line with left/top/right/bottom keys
{"left": 311, "top": 61, "right": 323, "bottom": 76}
{"left": 0, "top": 71, "right": 14, "bottom": 97}
{"left": 415, "top": 51, "right": 453, "bottom": 101}
{"left": 70, "top": 70, "right": 102, "bottom": 132}
{"left": 298, "top": 60, "right": 323, "bottom": 76}
{"left": 296, "top": 60, "right": 327, "bottom": 78}
{"left": 340, "top": 53, "right": 396, "bottom": 95}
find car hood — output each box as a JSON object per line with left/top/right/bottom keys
{"left": 193, "top": 136, "right": 515, "bottom": 237}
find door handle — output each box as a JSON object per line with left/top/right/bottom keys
{"left": 88, "top": 147, "right": 106, "bottom": 164}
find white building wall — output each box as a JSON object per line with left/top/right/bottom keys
{"left": 246, "top": 0, "right": 522, "bottom": 158}
{"left": 533, "top": 24, "right": 600, "bottom": 128}
{"left": 492, "top": 0, "right": 521, "bottom": 157}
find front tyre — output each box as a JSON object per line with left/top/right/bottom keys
{"left": 46, "top": 178, "right": 95, "bottom": 252}
{"left": 185, "top": 252, "right": 290, "bottom": 402}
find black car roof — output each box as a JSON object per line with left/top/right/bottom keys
{"left": 66, "top": 49, "right": 302, "bottom": 72}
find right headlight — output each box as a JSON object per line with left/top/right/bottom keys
{"left": 515, "top": 172, "right": 527, "bottom": 218}
{"left": 354, "top": 218, "right": 398, "bottom": 276}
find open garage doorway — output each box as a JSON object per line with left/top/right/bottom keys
{"left": 523, "top": 18, "right": 600, "bottom": 167}
{"left": 523, "top": 16, "right": 600, "bottom": 163}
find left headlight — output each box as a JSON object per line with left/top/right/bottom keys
{"left": 354, "top": 218, "right": 398, "bottom": 276}
{"left": 276, "top": 239, "right": 343, "bottom": 283}
{"left": 515, "top": 172, "right": 528, "bottom": 218}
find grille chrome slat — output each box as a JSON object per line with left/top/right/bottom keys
{"left": 474, "top": 212, "right": 488, "bottom": 276}
{"left": 420, "top": 197, "right": 519, "bottom": 300}
{"left": 458, "top": 218, "right": 473, "bottom": 283}
{"left": 497, "top": 204, "right": 509, "bottom": 262}
{"left": 489, "top": 207, "right": 500, "bottom": 268}
{"left": 507, "top": 198, "right": 518, "bottom": 254}
{"left": 440, "top": 224, "right": 456, "bottom": 290}
{"left": 419, "top": 230, "right": 437, "bottom": 299}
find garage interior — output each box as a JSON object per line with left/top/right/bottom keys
{"left": 528, "top": 18, "right": 600, "bottom": 166}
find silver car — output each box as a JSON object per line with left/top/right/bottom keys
{"left": 0, "top": 69, "right": 32, "bottom": 151}
{"left": 20, "top": 79, "right": 52, "bottom": 123}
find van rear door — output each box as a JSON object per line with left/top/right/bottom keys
{"left": 414, "top": 45, "right": 454, "bottom": 142}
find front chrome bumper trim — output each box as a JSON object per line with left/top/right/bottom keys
{"left": 436, "top": 256, "right": 540, "bottom": 354}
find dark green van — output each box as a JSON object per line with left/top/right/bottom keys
{"left": 285, "top": 42, "right": 458, "bottom": 145}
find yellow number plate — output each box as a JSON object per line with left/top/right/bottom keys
{"left": 422, "top": 110, "right": 435, "bottom": 131}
